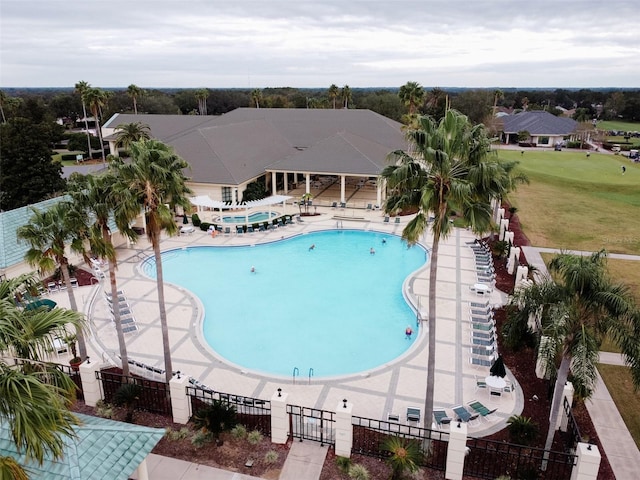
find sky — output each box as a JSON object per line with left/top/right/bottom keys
{"left": 1, "top": 0, "right": 639, "bottom": 89}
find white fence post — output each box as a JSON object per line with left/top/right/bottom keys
{"left": 334, "top": 399, "right": 353, "bottom": 458}
{"left": 270, "top": 388, "right": 289, "bottom": 444}
{"left": 570, "top": 442, "right": 601, "bottom": 480}
{"left": 79, "top": 359, "right": 103, "bottom": 407}
{"left": 169, "top": 373, "right": 191, "bottom": 424}
{"left": 445, "top": 421, "right": 468, "bottom": 480}
{"left": 559, "top": 382, "right": 575, "bottom": 432}
{"left": 499, "top": 219, "right": 509, "bottom": 240}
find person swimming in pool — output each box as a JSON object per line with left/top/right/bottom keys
{"left": 309, "top": 244, "right": 315, "bottom": 251}
{"left": 405, "top": 326, "right": 413, "bottom": 339}
{"left": 250, "top": 266, "right": 256, "bottom": 274}
{"left": 370, "top": 247, "right": 375, "bottom": 255}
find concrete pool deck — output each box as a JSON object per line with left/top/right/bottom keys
{"left": 50, "top": 206, "right": 519, "bottom": 435}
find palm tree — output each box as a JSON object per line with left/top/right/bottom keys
{"left": 328, "top": 84, "right": 339, "bottom": 109}
{"left": 382, "top": 436, "right": 422, "bottom": 480}
{"left": 0, "top": 89, "right": 8, "bottom": 123}
{"left": 195, "top": 88, "right": 209, "bottom": 115}
{"left": 74, "top": 80, "right": 93, "bottom": 159}
{"left": 17, "top": 203, "right": 89, "bottom": 359}
{"left": 82, "top": 87, "right": 110, "bottom": 161}
{"left": 492, "top": 89, "right": 504, "bottom": 117}
{"left": 0, "top": 274, "right": 83, "bottom": 477}
{"left": 508, "top": 250, "right": 639, "bottom": 466}
{"left": 111, "top": 139, "right": 193, "bottom": 383}
{"left": 381, "top": 110, "right": 504, "bottom": 428}
{"left": 398, "top": 81, "right": 425, "bottom": 116}
{"left": 127, "top": 84, "right": 143, "bottom": 114}
{"left": 114, "top": 121, "right": 151, "bottom": 153}
{"left": 68, "top": 173, "right": 133, "bottom": 376}
{"left": 251, "top": 89, "right": 262, "bottom": 109}
{"left": 341, "top": 85, "right": 352, "bottom": 109}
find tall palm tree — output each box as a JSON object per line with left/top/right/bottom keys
{"left": 111, "top": 139, "right": 193, "bottom": 383}
{"left": 0, "top": 274, "right": 83, "bottom": 477}
{"left": 381, "top": 110, "right": 504, "bottom": 428}
{"left": 0, "top": 89, "right": 8, "bottom": 123}
{"left": 74, "top": 80, "right": 93, "bottom": 158}
{"left": 114, "top": 121, "right": 151, "bottom": 153}
{"left": 251, "top": 89, "right": 262, "bottom": 109}
{"left": 68, "top": 173, "right": 133, "bottom": 376}
{"left": 328, "top": 84, "right": 339, "bottom": 109}
{"left": 195, "top": 88, "right": 209, "bottom": 115}
{"left": 341, "top": 85, "right": 352, "bottom": 109}
{"left": 508, "top": 250, "right": 639, "bottom": 466}
{"left": 492, "top": 89, "right": 504, "bottom": 117}
{"left": 398, "top": 81, "right": 425, "bottom": 116}
{"left": 126, "top": 84, "right": 143, "bottom": 114}
{"left": 82, "top": 87, "right": 110, "bottom": 161}
{"left": 17, "top": 202, "right": 89, "bottom": 359}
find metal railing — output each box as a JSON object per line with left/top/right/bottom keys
{"left": 186, "top": 386, "right": 271, "bottom": 436}
{"left": 287, "top": 404, "right": 335, "bottom": 446}
{"left": 563, "top": 396, "right": 582, "bottom": 452}
{"left": 96, "top": 369, "right": 171, "bottom": 415}
{"left": 351, "top": 416, "right": 448, "bottom": 471}
{"left": 464, "top": 436, "right": 576, "bottom": 479}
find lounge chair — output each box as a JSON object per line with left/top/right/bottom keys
{"left": 472, "top": 335, "right": 495, "bottom": 347}
{"left": 472, "top": 345, "right": 496, "bottom": 357}
{"left": 296, "top": 215, "right": 304, "bottom": 224}
{"left": 468, "top": 400, "right": 497, "bottom": 421}
{"left": 394, "top": 217, "right": 401, "bottom": 224}
{"left": 470, "top": 356, "right": 492, "bottom": 367}
{"left": 47, "top": 281, "right": 58, "bottom": 293}
{"left": 366, "top": 203, "right": 372, "bottom": 210}
{"left": 285, "top": 217, "right": 293, "bottom": 225}
{"left": 247, "top": 225, "right": 254, "bottom": 233}
{"left": 452, "top": 405, "right": 479, "bottom": 424}
{"left": 277, "top": 219, "right": 284, "bottom": 227}
{"left": 406, "top": 406, "right": 421, "bottom": 424}
{"left": 475, "top": 375, "right": 487, "bottom": 392}
{"left": 340, "top": 202, "right": 346, "bottom": 209}
{"left": 470, "top": 300, "right": 490, "bottom": 309}
{"left": 224, "top": 227, "right": 231, "bottom": 236}
{"left": 383, "top": 216, "right": 390, "bottom": 223}
{"left": 258, "top": 224, "right": 265, "bottom": 232}
{"left": 331, "top": 201, "right": 337, "bottom": 208}
{"left": 433, "top": 409, "right": 452, "bottom": 429}
{"left": 70, "top": 277, "right": 79, "bottom": 288}
{"left": 387, "top": 412, "right": 400, "bottom": 422}
{"left": 472, "top": 322, "right": 495, "bottom": 333}
{"left": 236, "top": 226, "right": 244, "bottom": 234}
{"left": 472, "top": 329, "right": 494, "bottom": 341}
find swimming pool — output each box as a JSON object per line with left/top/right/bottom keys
{"left": 220, "top": 211, "right": 277, "bottom": 223}
{"left": 142, "top": 230, "right": 427, "bottom": 378}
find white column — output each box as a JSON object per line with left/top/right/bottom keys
{"left": 504, "top": 231, "right": 514, "bottom": 245}
{"left": 559, "top": 382, "right": 575, "bottom": 432}
{"left": 507, "top": 246, "right": 520, "bottom": 275}
{"left": 169, "top": 373, "right": 191, "bottom": 425}
{"left": 515, "top": 266, "right": 529, "bottom": 289}
{"left": 135, "top": 458, "right": 149, "bottom": 480}
{"left": 79, "top": 359, "right": 103, "bottom": 407}
{"left": 284, "top": 172, "right": 288, "bottom": 194}
{"left": 334, "top": 399, "right": 353, "bottom": 458}
{"left": 499, "top": 219, "right": 509, "bottom": 240}
{"left": 570, "top": 443, "right": 601, "bottom": 480}
{"left": 271, "top": 171, "right": 277, "bottom": 196}
{"left": 445, "top": 421, "right": 468, "bottom": 480}
{"left": 376, "top": 183, "right": 382, "bottom": 208}
{"left": 340, "top": 176, "right": 346, "bottom": 204}
{"left": 497, "top": 207, "right": 505, "bottom": 223}
{"left": 270, "top": 388, "right": 289, "bottom": 444}
{"left": 305, "top": 174, "right": 311, "bottom": 194}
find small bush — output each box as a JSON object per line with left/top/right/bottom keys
{"left": 231, "top": 424, "right": 247, "bottom": 440}
{"left": 191, "top": 430, "right": 212, "bottom": 448}
{"left": 166, "top": 427, "right": 190, "bottom": 441}
{"left": 506, "top": 415, "right": 539, "bottom": 446}
{"left": 200, "top": 222, "right": 211, "bottom": 231}
{"left": 247, "top": 430, "right": 263, "bottom": 445}
{"left": 191, "top": 213, "right": 201, "bottom": 227}
{"left": 95, "top": 400, "right": 114, "bottom": 419}
{"left": 264, "top": 450, "right": 279, "bottom": 464}
{"left": 348, "top": 463, "right": 370, "bottom": 479}
{"left": 336, "top": 456, "right": 352, "bottom": 473}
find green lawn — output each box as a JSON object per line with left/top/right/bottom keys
{"left": 499, "top": 149, "right": 640, "bottom": 255}
{"left": 596, "top": 120, "right": 640, "bottom": 132}
{"left": 596, "top": 364, "right": 640, "bottom": 449}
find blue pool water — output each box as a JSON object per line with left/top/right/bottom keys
{"left": 220, "top": 211, "right": 277, "bottom": 223}
{"left": 142, "top": 230, "right": 427, "bottom": 378}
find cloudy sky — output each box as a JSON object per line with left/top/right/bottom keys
{"left": 1, "top": 0, "right": 638, "bottom": 89}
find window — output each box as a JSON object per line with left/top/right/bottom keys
{"left": 539, "top": 136, "right": 550, "bottom": 145}
{"left": 222, "top": 187, "right": 233, "bottom": 202}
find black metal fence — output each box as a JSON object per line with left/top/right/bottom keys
{"left": 563, "top": 396, "right": 582, "bottom": 452}
{"left": 287, "top": 405, "right": 335, "bottom": 446}
{"left": 96, "top": 369, "right": 171, "bottom": 416}
{"left": 58, "top": 363, "right": 84, "bottom": 400}
{"left": 186, "top": 386, "right": 271, "bottom": 436}
{"left": 464, "top": 436, "right": 576, "bottom": 479}
{"left": 351, "top": 416, "right": 448, "bottom": 471}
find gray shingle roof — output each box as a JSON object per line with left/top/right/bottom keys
{"left": 501, "top": 111, "right": 577, "bottom": 135}
{"left": 105, "top": 108, "right": 406, "bottom": 185}
{"left": 0, "top": 413, "right": 165, "bottom": 480}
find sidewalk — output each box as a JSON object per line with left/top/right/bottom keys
{"left": 130, "top": 454, "right": 264, "bottom": 480}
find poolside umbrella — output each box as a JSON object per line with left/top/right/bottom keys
{"left": 490, "top": 354, "right": 506, "bottom": 378}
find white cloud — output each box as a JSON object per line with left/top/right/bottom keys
{"left": 1, "top": 0, "right": 638, "bottom": 88}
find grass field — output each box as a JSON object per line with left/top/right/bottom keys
{"left": 597, "top": 364, "right": 640, "bottom": 450}
{"left": 499, "top": 149, "right": 640, "bottom": 255}
{"left": 596, "top": 120, "right": 640, "bottom": 132}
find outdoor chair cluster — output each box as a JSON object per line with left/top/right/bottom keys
{"left": 46, "top": 277, "right": 79, "bottom": 293}
{"left": 468, "top": 240, "right": 495, "bottom": 293}
{"left": 105, "top": 289, "right": 138, "bottom": 333}
{"left": 468, "top": 299, "right": 498, "bottom": 367}
{"left": 91, "top": 257, "right": 106, "bottom": 279}
{"left": 227, "top": 216, "right": 294, "bottom": 235}
{"left": 431, "top": 400, "right": 498, "bottom": 429}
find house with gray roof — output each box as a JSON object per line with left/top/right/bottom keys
{"left": 499, "top": 110, "right": 578, "bottom": 147}
{"left": 103, "top": 108, "right": 407, "bottom": 207}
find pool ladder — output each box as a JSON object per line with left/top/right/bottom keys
{"left": 308, "top": 368, "right": 314, "bottom": 384}
{"left": 292, "top": 367, "right": 314, "bottom": 384}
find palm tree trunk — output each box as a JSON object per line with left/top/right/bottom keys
{"left": 82, "top": 102, "right": 92, "bottom": 159}
{"left": 92, "top": 106, "right": 106, "bottom": 163}
{"left": 105, "top": 225, "right": 129, "bottom": 376}
{"left": 423, "top": 234, "right": 440, "bottom": 429}
{"left": 60, "top": 261, "right": 87, "bottom": 359}
{"left": 133, "top": 97, "right": 138, "bottom": 115}
{"left": 542, "top": 354, "right": 571, "bottom": 469}
{"left": 153, "top": 238, "right": 173, "bottom": 384}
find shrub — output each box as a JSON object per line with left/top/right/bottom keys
{"left": 264, "top": 450, "right": 279, "bottom": 464}
{"left": 230, "top": 424, "right": 247, "bottom": 440}
{"left": 95, "top": 400, "right": 114, "bottom": 419}
{"left": 247, "top": 430, "right": 263, "bottom": 445}
{"left": 166, "top": 427, "right": 190, "bottom": 441}
{"left": 191, "top": 213, "right": 201, "bottom": 227}
{"left": 200, "top": 222, "right": 211, "bottom": 231}
{"left": 348, "top": 463, "right": 370, "bottom": 479}
{"left": 113, "top": 383, "right": 143, "bottom": 423}
{"left": 336, "top": 456, "right": 352, "bottom": 473}
{"left": 191, "top": 430, "right": 212, "bottom": 448}
{"left": 506, "top": 415, "right": 539, "bottom": 446}
{"left": 382, "top": 436, "right": 422, "bottom": 479}
{"left": 191, "top": 400, "right": 237, "bottom": 439}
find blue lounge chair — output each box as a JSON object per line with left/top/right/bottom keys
{"left": 247, "top": 225, "right": 254, "bottom": 233}
{"left": 433, "top": 408, "right": 452, "bottom": 429}
{"left": 452, "top": 405, "right": 478, "bottom": 424}
{"left": 383, "top": 216, "right": 390, "bottom": 223}
{"left": 468, "top": 400, "right": 497, "bottom": 421}
{"left": 406, "top": 406, "right": 421, "bottom": 424}
{"left": 258, "top": 224, "right": 265, "bottom": 232}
